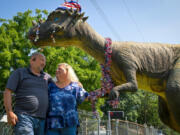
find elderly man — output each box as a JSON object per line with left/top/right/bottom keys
{"left": 4, "top": 52, "right": 51, "bottom": 135}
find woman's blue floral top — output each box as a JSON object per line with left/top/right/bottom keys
{"left": 47, "top": 82, "right": 89, "bottom": 129}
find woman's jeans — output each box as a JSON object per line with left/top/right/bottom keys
{"left": 14, "top": 113, "right": 45, "bottom": 135}
{"left": 46, "top": 127, "right": 77, "bottom": 135}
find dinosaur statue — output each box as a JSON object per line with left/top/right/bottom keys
{"left": 28, "top": 9, "right": 180, "bottom": 132}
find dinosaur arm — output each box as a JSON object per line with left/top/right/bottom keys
{"left": 113, "top": 82, "right": 138, "bottom": 92}
{"left": 110, "top": 69, "right": 138, "bottom": 99}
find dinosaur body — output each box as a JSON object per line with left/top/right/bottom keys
{"left": 28, "top": 9, "right": 180, "bottom": 132}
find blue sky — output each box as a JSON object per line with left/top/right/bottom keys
{"left": 1, "top": 0, "right": 180, "bottom": 44}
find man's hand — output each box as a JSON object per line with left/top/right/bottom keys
{"left": 109, "top": 89, "right": 119, "bottom": 100}
{"left": 7, "top": 111, "right": 18, "bottom": 126}
{"left": 4, "top": 88, "right": 18, "bottom": 126}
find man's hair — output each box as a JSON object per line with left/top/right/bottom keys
{"left": 30, "top": 52, "right": 45, "bottom": 61}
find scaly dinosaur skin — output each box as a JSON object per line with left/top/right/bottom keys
{"left": 28, "top": 9, "right": 180, "bottom": 132}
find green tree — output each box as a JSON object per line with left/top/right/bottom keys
{"left": 0, "top": 9, "right": 48, "bottom": 90}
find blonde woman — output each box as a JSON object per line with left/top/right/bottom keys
{"left": 46, "top": 63, "right": 88, "bottom": 135}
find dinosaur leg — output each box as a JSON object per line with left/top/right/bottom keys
{"left": 165, "top": 60, "right": 180, "bottom": 132}
{"left": 158, "top": 96, "right": 173, "bottom": 128}
{"left": 109, "top": 69, "right": 138, "bottom": 99}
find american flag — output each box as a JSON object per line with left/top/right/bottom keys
{"left": 56, "top": 1, "right": 81, "bottom": 12}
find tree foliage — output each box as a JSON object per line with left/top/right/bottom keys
{"left": 0, "top": 9, "right": 48, "bottom": 90}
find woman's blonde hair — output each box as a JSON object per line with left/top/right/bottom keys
{"left": 58, "top": 63, "right": 79, "bottom": 82}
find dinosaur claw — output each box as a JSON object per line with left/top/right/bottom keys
{"left": 109, "top": 89, "right": 119, "bottom": 100}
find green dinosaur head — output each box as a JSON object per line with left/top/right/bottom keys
{"left": 28, "top": 9, "right": 88, "bottom": 47}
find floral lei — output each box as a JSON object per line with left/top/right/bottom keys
{"left": 88, "top": 38, "right": 119, "bottom": 117}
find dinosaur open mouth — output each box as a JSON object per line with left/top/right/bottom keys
{"left": 28, "top": 22, "right": 66, "bottom": 45}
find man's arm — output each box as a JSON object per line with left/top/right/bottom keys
{"left": 3, "top": 88, "right": 18, "bottom": 126}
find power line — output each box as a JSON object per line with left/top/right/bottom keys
{"left": 121, "top": 0, "right": 146, "bottom": 42}
{"left": 89, "top": 0, "right": 123, "bottom": 41}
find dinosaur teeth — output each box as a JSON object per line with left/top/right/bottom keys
{"left": 57, "top": 26, "right": 64, "bottom": 31}
{"left": 50, "top": 34, "right": 56, "bottom": 43}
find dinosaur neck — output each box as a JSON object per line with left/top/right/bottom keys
{"left": 75, "top": 22, "right": 106, "bottom": 63}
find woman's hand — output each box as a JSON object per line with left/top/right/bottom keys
{"left": 77, "top": 82, "right": 83, "bottom": 88}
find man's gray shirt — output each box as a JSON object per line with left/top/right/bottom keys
{"left": 6, "top": 67, "right": 50, "bottom": 119}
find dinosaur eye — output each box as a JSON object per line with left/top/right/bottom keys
{"left": 54, "top": 17, "right": 59, "bottom": 22}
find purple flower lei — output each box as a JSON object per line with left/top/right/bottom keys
{"left": 89, "top": 38, "right": 119, "bottom": 117}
